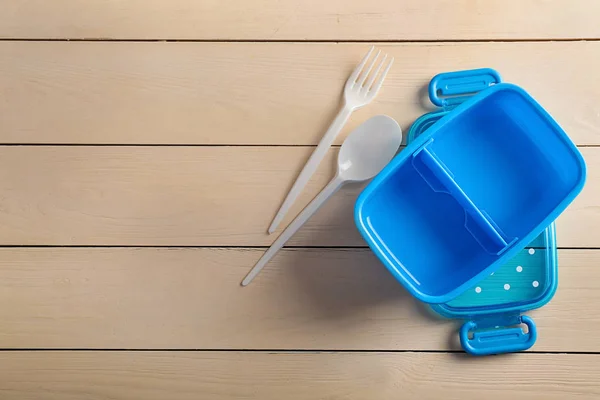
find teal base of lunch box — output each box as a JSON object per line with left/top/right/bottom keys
{"left": 435, "top": 230, "right": 556, "bottom": 356}
{"left": 406, "top": 69, "right": 559, "bottom": 355}
{"left": 355, "top": 69, "right": 586, "bottom": 307}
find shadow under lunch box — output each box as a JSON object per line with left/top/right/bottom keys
{"left": 354, "top": 69, "right": 586, "bottom": 355}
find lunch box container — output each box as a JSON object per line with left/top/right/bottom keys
{"left": 354, "top": 68, "right": 586, "bottom": 354}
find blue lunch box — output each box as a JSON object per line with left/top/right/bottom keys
{"left": 354, "top": 69, "right": 586, "bottom": 353}
{"left": 405, "top": 69, "right": 560, "bottom": 355}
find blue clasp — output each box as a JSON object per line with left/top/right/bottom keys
{"left": 429, "top": 68, "right": 502, "bottom": 109}
{"left": 460, "top": 315, "right": 537, "bottom": 356}
{"left": 408, "top": 68, "right": 502, "bottom": 144}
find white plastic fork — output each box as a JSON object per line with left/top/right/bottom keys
{"left": 268, "top": 46, "right": 394, "bottom": 234}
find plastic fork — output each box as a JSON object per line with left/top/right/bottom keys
{"left": 268, "top": 46, "right": 394, "bottom": 234}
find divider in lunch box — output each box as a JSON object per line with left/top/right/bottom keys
{"left": 411, "top": 138, "right": 516, "bottom": 255}
{"left": 407, "top": 69, "right": 519, "bottom": 256}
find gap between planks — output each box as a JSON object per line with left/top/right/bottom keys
{"left": 1, "top": 38, "right": 600, "bottom": 43}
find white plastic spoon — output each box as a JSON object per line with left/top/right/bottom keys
{"left": 242, "top": 115, "right": 402, "bottom": 286}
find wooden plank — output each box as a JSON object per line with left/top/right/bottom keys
{"left": 1, "top": 41, "right": 599, "bottom": 145}
{"left": 0, "top": 146, "right": 595, "bottom": 247}
{"left": 0, "top": 352, "right": 599, "bottom": 400}
{"left": 1, "top": 0, "right": 599, "bottom": 40}
{"left": 0, "top": 248, "right": 598, "bottom": 351}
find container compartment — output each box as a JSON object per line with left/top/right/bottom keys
{"left": 355, "top": 83, "right": 585, "bottom": 304}
{"left": 360, "top": 159, "right": 496, "bottom": 299}
{"left": 427, "top": 88, "right": 584, "bottom": 241}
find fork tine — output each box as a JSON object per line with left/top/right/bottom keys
{"left": 348, "top": 46, "right": 374, "bottom": 86}
{"left": 356, "top": 49, "right": 381, "bottom": 88}
{"left": 363, "top": 53, "right": 387, "bottom": 93}
{"left": 368, "top": 57, "right": 394, "bottom": 95}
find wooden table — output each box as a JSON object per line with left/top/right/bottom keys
{"left": 1, "top": 2, "right": 599, "bottom": 399}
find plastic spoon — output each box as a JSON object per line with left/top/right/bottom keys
{"left": 242, "top": 115, "right": 402, "bottom": 286}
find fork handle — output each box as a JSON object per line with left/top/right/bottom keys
{"left": 267, "top": 104, "right": 353, "bottom": 234}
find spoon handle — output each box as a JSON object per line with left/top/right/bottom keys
{"left": 242, "top": 175, "right": 345, "bottom": 286}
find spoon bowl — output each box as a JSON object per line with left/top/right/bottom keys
{"left": 338, "top": 115, "right": 403, "bottom": 181}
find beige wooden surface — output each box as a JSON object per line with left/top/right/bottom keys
{"left": 1, "top": 41, "right": 599, "bottom": 145}
{"left": 1, "top": 1, "right": 599, "bottom": 399}
{"left": 1, "top": 352, "right": 599, "bottom": 400}
{"left": 0, "top": 146, "right": 596, "bottom": 247}
{"left": 0, "top": 248, "right": 598, "bottom": 351}
{"left": 1, "top": 0, "right": 600, "bottom": 40}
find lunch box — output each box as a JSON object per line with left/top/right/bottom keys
{"left": 354, "top": 68, "right": 586, "bottom": 354}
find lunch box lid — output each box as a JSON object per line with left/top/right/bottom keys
{"left": 355, "top": 69, "right": 586, "bottom": 306}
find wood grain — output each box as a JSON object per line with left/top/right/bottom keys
{"left": 1, "top": 0, "right": 599, "bottom": 40}
{"left": 0, "top": 146, "right": 595, "bottom": 247}
{"left": 1, "top": 1, "right": 598, "bottom": 395}
{"left": 1, "top": 41, "right": 599, "bottom": 145}
{"left": 1, "top": 351, "right": 599, "bottom": 400}
{"left": 0, "top": 247, "right": 598, "bottom": 351}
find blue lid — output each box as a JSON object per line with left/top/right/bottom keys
{"left": 355, "top": 80, "right": 586, "bottom": 304}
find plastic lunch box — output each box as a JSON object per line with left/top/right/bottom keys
{"left": 354, "top": 69, "right": 586, "bottom": 354}
{"left": 408, "top": 69, "right": 559, "bottom": 355}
